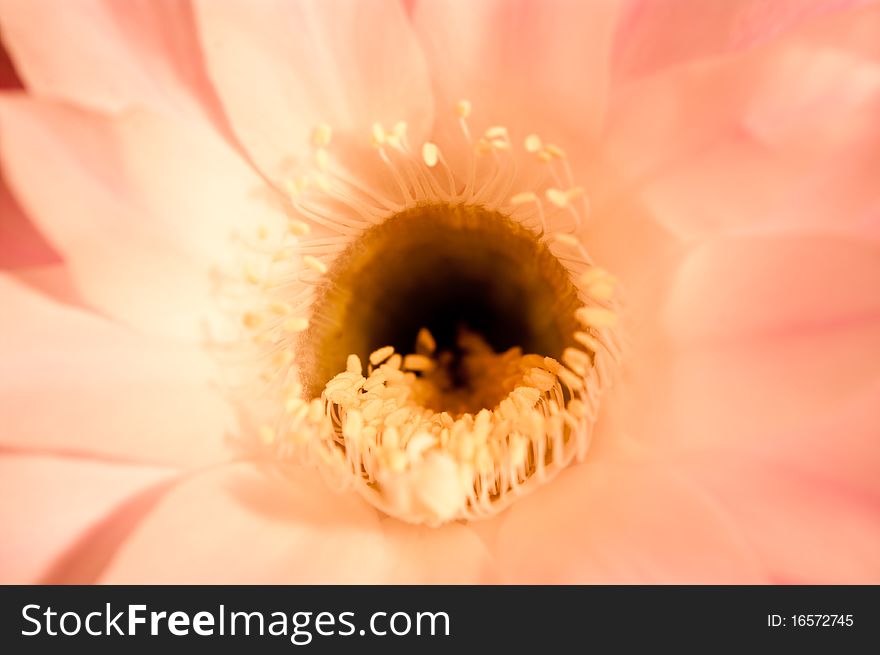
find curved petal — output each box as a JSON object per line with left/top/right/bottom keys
{"left": 98, "top": 462, "right": 393, "bottom": 583}
{"left": 664, "top": 235, "right": 880, "bottom": 343}
{"left": 605, "top": 7, "right": 880, "bottom": 238}
{"left": 0, "top": 0, "right": 223, "bottom": 125}
{"left": 7, "top": 264, "right": 84, "bottom": 308}
{"left": 194, "top": 0, "right": 434, "bottom": 179}
{"left": 0, "top": 169, "right": 60, "bottom": 268}
{"left": 412, "top": 0, "right": 620, "bottom": 150}
{"left": 612, "top": 0, "right": 877, "bottom": 82}
{"left": 670, "top": 381, "right": 880, "bottom": 583}
{"left": 0, "top": 273, "right": 237, "bottom": 467}
{"left": 0, "top": 95, "right": 282, "bottom": 340}
{"left": 0, "top": 453, "right": 174, "bottom": 583}
{"left": 494, "top": 451, "right": 766, "bottom": 583}
{"left": 623, "top": 324, "right": 880, "bottom": 455}
{"left": 378, "top": 519, "right": 497, "bottom": 583}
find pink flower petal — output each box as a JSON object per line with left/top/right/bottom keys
{"left": 494, "top": 453, "right": 766, "bottom": 583}
{"left": 193, "top": 0, "right": 434, "bottom": 179}
{"left": 664, "top": 235, "right": 880, "bottom": 343}
{"left": 613, "top": 0, "right": 875, "bottom": 82}
{"left": 670, "top": 382, "right": 880, "bottom": 583}
{"left": 0, "top": 273, "right": 237, "bottom": 467}
{"left": 625, "top": 321, "right": 880, "bottom": 455}
{"left": 98, "top": 463, "right": 391, "bottom": 584}
{"left": 7, "top": 264, "right": 85, "bottom": 308}
{"left": 0, "top": 96, "right": 280, "bottom": 340}
{"left": 630, "top": 238, "right": 877, "bottom": 448}
{"left": 0, "top": 453, "right": 174, "bottom": 583}
{"left": 605, "top": 9, "right": 880, "bottom": 237}
{"left": 378, "top": 519, "right": 497, "bottom": 583}
{"left": 412, "top": 0, "right": 619, "bottom": 148}
{"left": 0, "top": 169, "right": 60, "bottom": 268}
{"left": 0, "top": 0, "right": 223, "bottom": 125}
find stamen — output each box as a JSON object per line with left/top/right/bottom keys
{"left": 282, "top": 317, "right": 309, "bottom": 332}
{"left": 422, "top": 142, "right": 440, "bottom": 167}
{"left": 312, "top": 123, "right": 333, "bottom": 147}
{"left": 235, "top": 100, "right": 621, "bottom": 526}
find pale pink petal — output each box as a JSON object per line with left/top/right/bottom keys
{"left": 0, "top": 95, "right": 280, "bottom": 340}
{"left": 624, "top": 321, "right": 880, "bottom": 455}
{"left": 624, "top": 239, "right": 880, "bottom": 449}
{"left": 378, "top": 519, "right": 497, "bottom": 583}
{"left": 584, "top": 187, "right": 686, "bottom": 342}
{"left": 671, "top": 382, "right": 880, "bottom": 583}
{"left": 0, "top": 453, "right": 174, "bottom": 583}
{"left": 194, "top": 0, "right": 434, "bottom": 179}
{"left": 98, "top": 463, "right": 393, "bottom": 583}
{"left": 613, "top": 0, "right": 877, "bottom": 82}
{"left": 8, "top": 264, "right": 85, "bottom": 308}
{"left": 0, "top": 273, "right": 237, "bottom": 467}
{"left": 0, "top": 30, "right": 22, "bottom": 88}
{"left": 604, "top": 9, "right": 880, "bottom": 238}
{"left": 412, "top": 0, "right": 620, "bottom": 148}
{"left": 0, "top": 0, "right": 223, "bottom": 125}
{"left": 0, "top": 169, "right": 60, "bottom": 268}
{"left": 494, "top": 452, "right": 766, "bottom": 583}
{"left": 664, "top": 235, "right": 880, "bottom": 343}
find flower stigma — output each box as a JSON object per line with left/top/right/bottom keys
{"left": 234, "top": 102, "right": 621, "bottom": 525}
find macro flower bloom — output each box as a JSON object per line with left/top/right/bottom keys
{"left": 1, "top": 0, "right": 879, "bottom": 583}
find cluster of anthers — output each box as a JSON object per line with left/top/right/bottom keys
{"left": 234, "top": 100, "right": 622, "bottom": 525}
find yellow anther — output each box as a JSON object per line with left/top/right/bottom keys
{"left": 269, "top": 301, "right": 292, "bottom": 316}
{"left": 546, "top": 188, "right": 568, "bottom": 208}
{"left": 369, "top": 345, "right": 395, "bottom": 366}
{"left": 580, "top": 267, "right": 615, "bottom": 287}
{"left": 589, "top": 280, "right": 615, "bottom": 300}
{"left": 562, "top": 347, "right": 591, "bottom": 376}
{"left": 510, "top": 191, "right": 538, "bottom": 205}
{"left": 312, "top": 123, "right": 332, "bottom": 147}
{"left": 244, "top": 263, "right": 262, "bottom": 285}
{"left": 556, "top": 366, "right": 584, "bottom": 392}
{"left": 485, "top": 126, "right": 509, "bottom": 140}
{"left": 575, "top": 306, "right": 618, "bottom": 328}
{"left": 283, "top": 316, "right": 309, "bottom": 332}
{"left": 553, "top": 233, "right": 580, "bottom": 247}
{"left": 272, "top": 349, "right": 294, "bottom": 368}
{"left": 422, "top": 142, "right": 439, "bottom": 167}
{"left": 303, "top": 255, "right": 328, "bottom": 274}
{"left": 456, "top": 99, "right": 472, "bottom": 118}
{"left": 288, "top": 219, "right": 311, "bottom": 236}
{"left": 574, "top": 331, "right": 603, "bottom": 353}
{"left": 416, "top": 327, "right": 436, "bottom": 355}
{"left": 524, "top": 134, "right": 542, "bottom": 153}
{"left": 346, "top": 354, "right": 363, "bottom": 375}
{"left": 242, "top": 311, "right": 263, "bottom": 329}
{"left": 403, "top": 354, "right": 435, "bottom": 372}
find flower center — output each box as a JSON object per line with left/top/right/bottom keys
{"left": 235, "top": 101, "right": 621, "bottom": 525}
{"left": 300, "top": 203, "right": 582, "bottom": 413}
